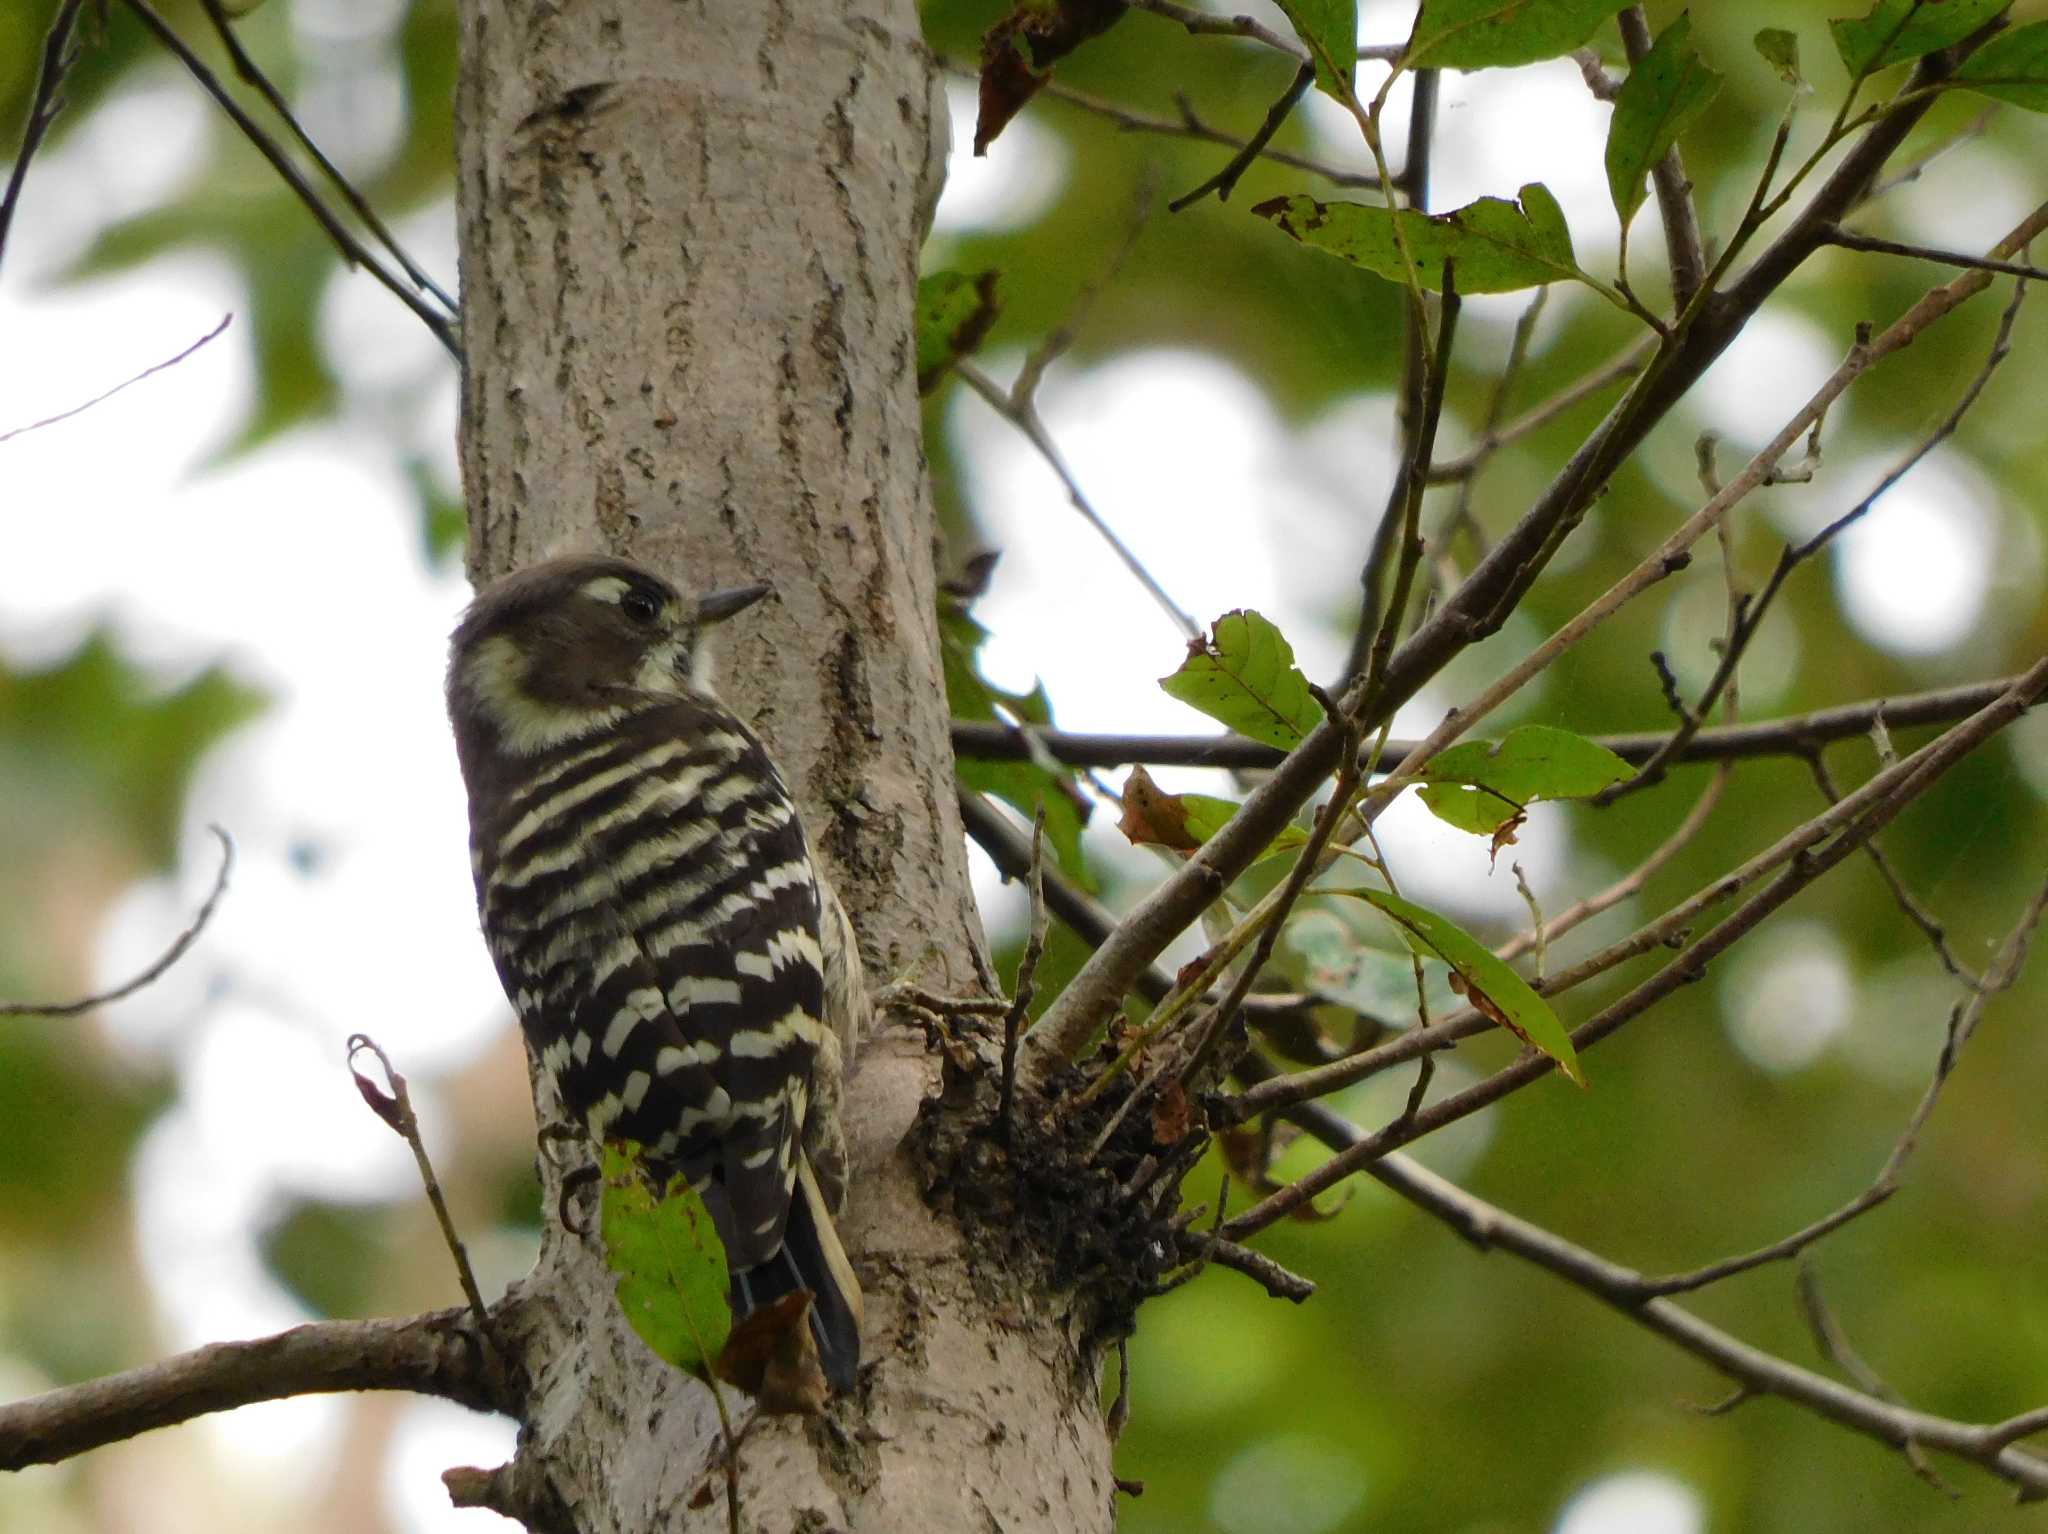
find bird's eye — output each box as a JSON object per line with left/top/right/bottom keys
{"left": 621, "top": 588, "right": 662, "bottom": 624}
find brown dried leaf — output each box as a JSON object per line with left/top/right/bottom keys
{"left": 1152, "top": 1079, "right": 1193, "bottom": 1146}
{"left": 1118, "top": 764, "right": 1199, "bottom": 851}
{"left": 976, "top": 0, "right": 1130, "bottom": 155}
{"left": 1488, "top": 810, "right": 1526, "bottom": 869}
{"left": 715, "top": 1291, "right": 828, "bottom": 1416}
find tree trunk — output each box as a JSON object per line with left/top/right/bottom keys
{"left": 453, "top": 1, "right": 1116, "bottom": 1527}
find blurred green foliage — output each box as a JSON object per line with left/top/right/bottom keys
{"left": 3, "top": 0, "right": 2047, "bottom": 1529}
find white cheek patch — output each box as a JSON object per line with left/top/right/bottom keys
{"left": 462, "top": 633, "right": 626, "bottom": 755}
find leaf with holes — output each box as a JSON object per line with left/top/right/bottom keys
{"left": 1754, "top": 27, "right": 1807, "bottom": 88}
{"left": 1341, "top": 890, "right": 1585, "bottom": 1086}
{"left": 601, "top": 1140, "right": 732, "bottom": 1379}
{"left": 1606, "top": 12, "right": 1723, "bottom": 228}
{"left": 1255, "top": 184, "right": 1586, "bottom": 294}
{"left": 1160, "top": 610, "right": 1323, "bottom": 750}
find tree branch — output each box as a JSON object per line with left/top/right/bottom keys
{"left": 0, "top": 1308, "right": 509, "bottom": 1470}
{"left": 1219, "top": 657, "right": 2048, "bottom": 1228}
{"left": 1617, "top": 7, "right": 1708, "bottom": 308}
{"left": 116, "top": 0, "right": 462, "bottom": 358}
{"left": 1274, "top": 1089, "right": 2048, "bottom": 1500}
{"left": 0, "top": 0, "right": 88, "bottom": 276}
{"left": 0, "top": 827, "right": 233, "bottom": 1018}
{"left": 950, "top": 673, "right": 2040, "bottom": 773}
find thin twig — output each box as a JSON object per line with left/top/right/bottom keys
{"left": 1494, "top": 765, "right": 1727, "bottom": 964}
{"left": 0, "top": 314, "right": 234, "bottom": 444}
{"left": 0, "top": 827, "right": 233, "bottom": 1017}
{"left": 1268, "top": 1085, "right": 2048, "bottom": 1500}
{"left": 1825, "top": 225, "right": 2048, "bottom": 283}
{"left": 1014, "top": 72, "right": 1379, "bottom": 191}
{"left": 1126, "top": 0, "right": 1309, "bottom": 61}
{"left": 1176, "top": 1232, "right": 1314, "bottom": 1301}
{"left": 1344, "top": 77, "right": 1448, "bottom": 690}
{"left": 1219, "top": 659, "right": 2048, "bottom": 1232}
{"left": 1601, "top": 273, "right": 2029, "bottom": 804}
{"left": 117, "top": 0, "right": 461, "bottom": 359}
{"left": 1794, "top": 1262, "right": 1951, "bottom": 1491}
{"left": 949, "top": 673, "right": 2041, "bottom": 773}
{"left": 195, "top": 0, "right": 458, "bottom": 313}
{"left": 0, "top": 0, "right": 89, "bottom": 276}
{"left": 1435, "top": 287, "right": 1546, "bottom": 587}
{"left": 345, "top": 1036, "right": 497, "bottom": 1352}
{"left": 1169, "top": 62, "right": 1314, "bottom": 212}
{"left": 1809, "top": 753, "right": 1980, "bottom": 987}
{"left": 1424, "top": 338, "right": 1656, "bottom": 483}
{"left": 1639, "top": 876, "right": 2044, "bottom": 1298}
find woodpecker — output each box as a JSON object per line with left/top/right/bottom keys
{"left": 445, "top": 555, "right": 864, "bottom": 1391}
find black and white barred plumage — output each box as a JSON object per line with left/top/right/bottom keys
{"left": 446, "top": 555, "right": 862, "bottom": 1390}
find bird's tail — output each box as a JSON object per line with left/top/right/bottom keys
{"left": 730, "top": 1157, "right": 863, "bottom": 1393}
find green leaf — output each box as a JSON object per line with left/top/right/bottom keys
{"left": 1254, "top": 184, "right": 1586, "bottom": 295}
{"left": 1275, "top": 0, "right": 1359, "bottom": 99}
{"left": 1159, "top": 609, "right": 1322, "bottom": 750}
{"left": 915, "top": 270, "right": 1001, "bottom": 393}
{"left": 1405, "top": 0, "right": 1631, "bottom": 70}
{"left": 1605, "top": 12, "right": 1723, "bottom": 228}
{"left": 942, "top": 605, "right": 1092, "bottom": 886}
{"left": 1951, "top": 20, "right": 2048, "bottom": 111}
{"left": 1753, "top": 26, "right": 1807, "bottom": 88}
{"left": 1828, "top": 0, "right": 2008, "bottom": 81}
{"left": 1416, "top": 724, "right": 1632, "bottom": 836}
{"left": 1340, "top": 889, "right": 1585, "bottom": 1085}
{"left": 600, "top": 1140, "right": 733, "bottom": 1379}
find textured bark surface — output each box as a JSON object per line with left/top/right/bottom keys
{"left": 454, "top": 1, "right": 1116, "bottom": 1528}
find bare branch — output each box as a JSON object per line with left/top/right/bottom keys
{"left": 0, "top": 314, "right": 233, "bottom": 444}
{"left": 1809, "top": 753, "right": 1979, "bottom": 988}
{"left": 1219, "top": 658, "right": 2048, "bottom": 1230}
{"left": 1274, "top": 1093, "right": 2048, "bottom": 1499}
{"left": 346, "top": 1035, "right": 499, "bottom": 1361}
{"left": 1824, "top": 224, "right": 2048, "bottom": 283}
{"left": 0, "top": 827, "right": 233, "bottom": 1018}
{"left": 0, "top": 1308, "right": 507, "bottom": 1470}
{"left": 194, "top": 0, "right": 457, "bottom": 313}
{"left": 1015, "top": 73, "right": 1380, "bottom": 191}
{"left": 0, "top": 0, "right": 89, "bottom": 276}
{"left": 950, "top": 673, "right": 2041, "bottom": 773}
{"left": 1640, "top": 876, "right": 2043, "bottom": 1297}
{"left": 1168, "top": 62, "right": 1315, "bottom": 212}
{"left": 1176, "top": 1232, "right": 1314, "bottom": 1302}
{"left": 116, "top": 0, "right": 461, "bottom": 358}
{"left": 1602, "top": 271, "right": 2029, "bottom": 803}
{"left": 1496, "top": 764, "right": 1728, "bottom": 965}
{"left": 1425, "top": 338, "right": 1655, "bottom": 483}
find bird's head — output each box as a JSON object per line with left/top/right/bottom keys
{"left": 446, "top": 555, "right": 770, "bottom": 757}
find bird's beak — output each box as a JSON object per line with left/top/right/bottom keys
{"left": 696, "top": 582, "right": 773, "bottom": 625}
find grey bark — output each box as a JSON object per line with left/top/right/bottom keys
{"left": 454, "top": 1, "right": 1116, "bottom": 1528}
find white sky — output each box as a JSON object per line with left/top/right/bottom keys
{"left": 0, "top": 5, "right": 2034, "bottom": 1530}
